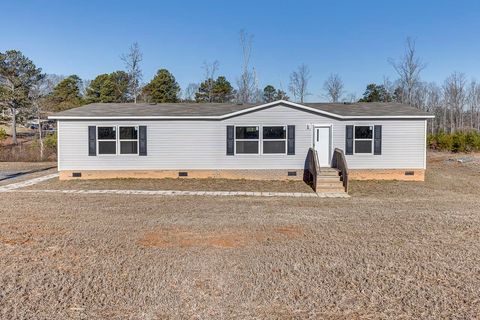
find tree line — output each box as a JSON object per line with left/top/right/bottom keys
{"left": 1, "top": 33, "right": 480, "bottom": 147}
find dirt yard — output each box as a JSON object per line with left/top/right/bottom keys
{"left": 24, "top": 176, "right": 314, "bottom": 193}
{"left": 0, "top": 152, "right": 479, "bottom": 319}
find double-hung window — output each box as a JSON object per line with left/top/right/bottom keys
{"left": 97, "top": 126, "right": 117, "bottom": 155}
{"left": 235, "top": 126, "right": 259, "bottom": 154}
{"left": 354, "top": 125, "right": 373, "bottom": 154}
{"left": 119, "top": 126, "right": 138, "bottom": 155}
{"left": 262, "top": 126, "right": 286, "bottom": 154}
{"left": 97, "top": 126, "right": 139, "bottom": 155}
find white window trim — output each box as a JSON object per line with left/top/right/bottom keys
{"left": 118, "top": 125, "right": 139, "bottom": 156}
{"left": 234, "top": 125, "right": 260, "bottom": 155}
{"left": 97, "top": 126, "right": 117, "bottom": 156}
{"left": 261, "top": 125, "right": 287, "bottom": 155}
{"left": 353, "top": 125, "right": 374, "bottom": 155}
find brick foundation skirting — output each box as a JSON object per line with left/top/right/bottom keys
{"left": 59, "top": 169, "right": 306, "bottom": 181}
{"left": 349, "top": 169, "right": 425, "bottom": 181}
{"left": 59, "top": 168, "right": 426, "bottom": 181}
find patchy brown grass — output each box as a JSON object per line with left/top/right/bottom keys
{"left": 0, "top": 152, "right": 480, "bottom": 319}
{"left": 0, "top": 161, "right": 56, "bottom": 172}
{"left": 138, "top": 225, "right": 304, "bottom": 249}
{"left": 25, "top": 176, "right": 315, "bottom": 193}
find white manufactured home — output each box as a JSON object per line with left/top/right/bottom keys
{"left": 50, "top": 100, "right": 434, "bottom": 185}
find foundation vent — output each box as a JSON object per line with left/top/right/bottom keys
{"left": 178, "top": 172, "right": 188, "bottom": 177}
{"left": 287, "top": 171, "right": 297, "bottom": 176}
{"left": 405, "top": 171, "right": 415, "bottom": 176}
{"left": 72, "top": 172, "right": 82, "bottom": 178}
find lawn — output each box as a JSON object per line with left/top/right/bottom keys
{"left": 0, "top": 152, "right": 479, "bottom": 319}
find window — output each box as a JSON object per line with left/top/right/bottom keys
{"left": 235, "top": 126, "right": 259, "bottom": 154}
{"left": 262, "top": 126, "right": 286, "bottom": 154}
{"left": 119, "top": 126, "right": 138, "bottom": 154}
{"left": 97, "top": 126, "right": 116, "bottom": 154}
{"left": 354, "top": 126, "right": 373, "bottom": 154}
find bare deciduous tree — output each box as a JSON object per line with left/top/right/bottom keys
{"left": 121, "top": 42, "right": 143, "bottom": 103}
{"left": 425, "top": 82, "right": 443, "bottom": 133}
{"left": 389, "top": 37, "right": 426, "bottom": 105}
{"left": 323, "top": 73, "right": 344, "bottom": 102}
{"left": 237, "top": 30, "right": 256, "bottom": 103}
{"left": 289, "top": 64, "right": 311, "bottom": 103}
{"left": 202, "top": 60, "right": 219, "bottom": 102}
{"left": 29, "top": 81, "right": 47, "bottom": 159}
{"left": 343, "top": 93, "right": 357, "bottom": 103}
{"left": 467, "top": 80, "right": 480, "bottom": 130}
{"left": 183, "top": 83, "right": 199, "bottom": 102}
{"left": 443, "top": 72, "right": 467, "bottom": 132}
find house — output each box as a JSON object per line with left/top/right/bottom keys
{"left": 49, "top": 100, "right": 434, "bottom": 183}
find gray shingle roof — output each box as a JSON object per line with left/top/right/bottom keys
{"left": 51, "top": 102, "right": 258, "bottom": 117}
{"left": 303, "top": 102, "right": 433, "bottom": 117}
{"left": 49, "top": 101, "right": 433, "bottom": 119}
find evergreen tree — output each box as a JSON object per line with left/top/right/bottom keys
{"left": 142, "top": 69, "right": 180, "bottom": 103}
{"left": 275, "top": 89, "right": 289, "bottom": 101}
{"left": 263, "top": 85, "right": 276, "bottom": 102}
{"left": 212, "top": 76, "right": 234, "bottom": 102}
{"left": 195, "top": 76, "right": 234, "bottom": 103}
{"left": 0, "top": 50, "right": 43, "bottom": 144}
{"left": 85, "top": 71, "right": 129, "bottom": 103}
{"left": 262, "top": 85, "right": 289, "bottom": 102}
{"left": 195, "top": 78, "right": 215, "bottom": 102}
{"left": 359, "top": 83, "right": 392, "bottom": 102}
{"left": 49, "top": 75, "right": 83, "bottom": 110}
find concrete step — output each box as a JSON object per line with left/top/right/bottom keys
{"left": 315, "top": 186, "right": 346, "bottom": 193}
{"left": 318, "top": 171, "right": 340, "bottom": 177}
{"left": 316, "top": 181, "right": 344, "bottom": 188}
{"left": 317, "top": 176, "right": 342, "bottom": 183}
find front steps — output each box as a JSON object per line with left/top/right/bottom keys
{"left": 316, "top": 168, "right": 346, "bottom": 193}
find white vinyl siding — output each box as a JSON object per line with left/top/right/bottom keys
{"left": 57, "top": 104, "right": 427, "bottom": 171}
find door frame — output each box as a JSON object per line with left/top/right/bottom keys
{"left": 312, "top": 124, "right": 333, "bottom": 166}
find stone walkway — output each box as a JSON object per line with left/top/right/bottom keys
{"left": 0, "top": 172, "right": 349, "bottom": 198}
{"left": 16, "top": 188, "right": 349, "bottom": 198}
{"left": 0, "top": 173, "right": 60, "bottom": 192}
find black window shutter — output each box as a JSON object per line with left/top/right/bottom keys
{"left": 374, "top": 125, "right": 382, "bottom": 155}
{"left": 88, "top": 126, "right": 96, "bottom": 156}
{"left": 139, "top": 126, "right": 147, "bottom": 156}
{"left": 287, "top": 125, "right": 295, "bottom": 155}
{"left": 226, "top": 126, "right": 234, "bottom": 155}
{"left": 345, "top": 125, "right": 353, "bottom": 155}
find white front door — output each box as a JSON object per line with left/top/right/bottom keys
{"left": 314, "top": 126, "right": 331, "bottom": 166}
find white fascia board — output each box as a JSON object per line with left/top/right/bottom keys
{"left": 220, "top": 100, "right": 343, "bottom": 119}
{"left": 48, "top": 115, "right": 221, "bottom": 120}
{"left": 49, "top": 114, "right": 435, "bottom": 120}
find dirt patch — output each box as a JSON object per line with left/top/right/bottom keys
{"left": 0, "top": 235, "right": 33, "bottom": 245}
{"left": 138, "top": 225, "right": 304, "bottom": 248}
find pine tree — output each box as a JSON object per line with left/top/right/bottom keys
{"left": 0, "top": 50, "right": 43, "bottom": 144}
{"left": 263, "top": 85, "right": 276, "bottom": 102}
{"left": 142, "top": 69, "right": 180, "bottom": 103}
{"left": 50, "top": 75, "right": 83, "bottom": 110}
{"left": 85, "top": 71, "right": 129, "bottom": 103}
{"left": 196, "top": 76, "right": 235, "bottom": 103}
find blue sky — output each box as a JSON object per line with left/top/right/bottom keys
{"left": 1, "top": 0, "right": 479, "bottom": 101}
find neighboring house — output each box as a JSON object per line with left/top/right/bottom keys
{"left": 49, "top": 100, "right": 433, "bottom": 181}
